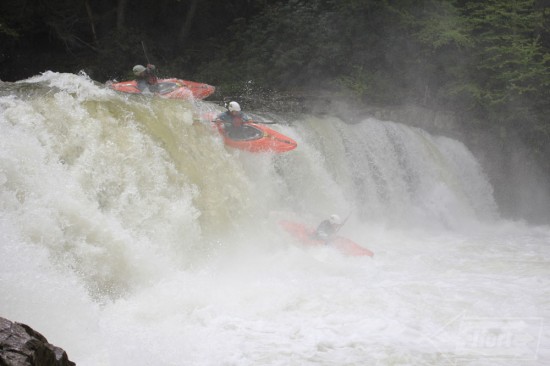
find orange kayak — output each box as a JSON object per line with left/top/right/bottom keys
{"left": 107, "top": 78, "right": 215, "bottom": 100}
{"left": 279, "top": 220, "right": 374, "bottom": 257}
{"left": 215, "top": 122, "right": 297, "bottom": 153}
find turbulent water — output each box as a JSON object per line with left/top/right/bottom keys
{"left": 1, "top": 72, "right": 548, "bottom": 365}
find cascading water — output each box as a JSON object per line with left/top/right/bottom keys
{"left": 1, "top": 72, "right": 548, "bottom": 365}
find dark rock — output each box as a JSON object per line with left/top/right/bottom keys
{"left": 0, "top": 317, "right": 75, "bottom": 366}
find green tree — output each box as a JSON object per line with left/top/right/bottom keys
{"left": 462, "top": 0, "right": 549, "bottom": 107}
{"left": 459, "top": 0, "right": 550, "bottom": 163}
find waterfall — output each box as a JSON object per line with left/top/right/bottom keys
{"left": 3, "top": 72, "right": 544, "bottom": 366}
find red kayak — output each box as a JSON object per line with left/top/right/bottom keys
{"left": 107, "top": 78, "right": 215, "bottom": 100}
{"left": 215, "top": 122, "right": 297, "bottom": 153}
{"left": 279, "top": 220, "right": 374, "bottom": 257}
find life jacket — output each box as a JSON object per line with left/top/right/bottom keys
{"left": 218, "top": 111, "right": 250, "bottom": 127}
{"left": 144, "top": 71, "right": 158, "bottom": 85}
{"left": 232, "top": 114, "right": 246, "bottom": 127}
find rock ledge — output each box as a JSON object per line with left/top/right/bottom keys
{"left": 0, "top": 317, "right": 75, "bottom": 366}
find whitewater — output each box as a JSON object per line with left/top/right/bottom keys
{"left": 1, "top": 72, "right": 548, "bottom": 365}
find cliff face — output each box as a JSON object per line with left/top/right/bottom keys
{"left": 0, "top": 317, "right": 75, "bottom": 366}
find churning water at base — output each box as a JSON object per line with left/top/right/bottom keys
{"left": 1, "top": 72, "right": 549, "bottom": 365}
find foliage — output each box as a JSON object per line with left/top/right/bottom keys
{"left": 196, "top": 1, "right": 346, "bottom": 89}
{"left": 463, "top": 0, "right": 549, "bottom": 106}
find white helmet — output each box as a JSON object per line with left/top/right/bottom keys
{"left": 133, "top": 65, "right": 146, "bottom": 75}
{"left": 228, "top": 101, "right": 241, "bottom": 112}
{"left": 329, "top": 214, "right": 341, "bottom": 225}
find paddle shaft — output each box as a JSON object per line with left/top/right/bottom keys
{"left": 334, "top": 212, "right": 352, "bottom": 235}
{"left": 141, "top": 41, "right": 150, "bottom": 64}
{"left": 211, "top": 120, "right": 277, "bottom": 125}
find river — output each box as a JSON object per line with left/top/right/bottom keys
{"left": 1, "top": 72, "right": 548, "bottom": 365}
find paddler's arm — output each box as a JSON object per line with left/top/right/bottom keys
{"left": 213, "top": 116, "right": 227, "bottom": 128}
{"left": 242, "top": 113, "right": 254, "bottom": 124}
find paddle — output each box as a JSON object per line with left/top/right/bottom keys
{"left": 207, "top": 100, "right": 278, "bottom": 124}
{"left": 208, "top": 115, "right": 278, "bottom": 125}
{"left": 334, "top": 211, "right": 352, "bottom": 235}
{"left": 209, "top": 119, "right": 276, "bottom": 127}
{"left": 253, "top": 120, "right": 277, "bottom": 124}
{"left": 141, "top": 41, "right": 150, "bottom": 64}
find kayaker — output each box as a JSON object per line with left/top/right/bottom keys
{"left": 214, "top": 101, "right": 253, "bottom": 139}
{"left": 313, "top": 214, "right": 342, "bottom": 243}
{"left": 133, "top": 64, "right": 158, "bottom": 93}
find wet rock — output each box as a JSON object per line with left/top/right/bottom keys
{"left": 0, "top": 317, "right": 75, "bottom": 366}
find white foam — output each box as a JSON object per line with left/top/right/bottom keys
{"left": 0, "top": 73, "right": 548, "bottom": 365}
